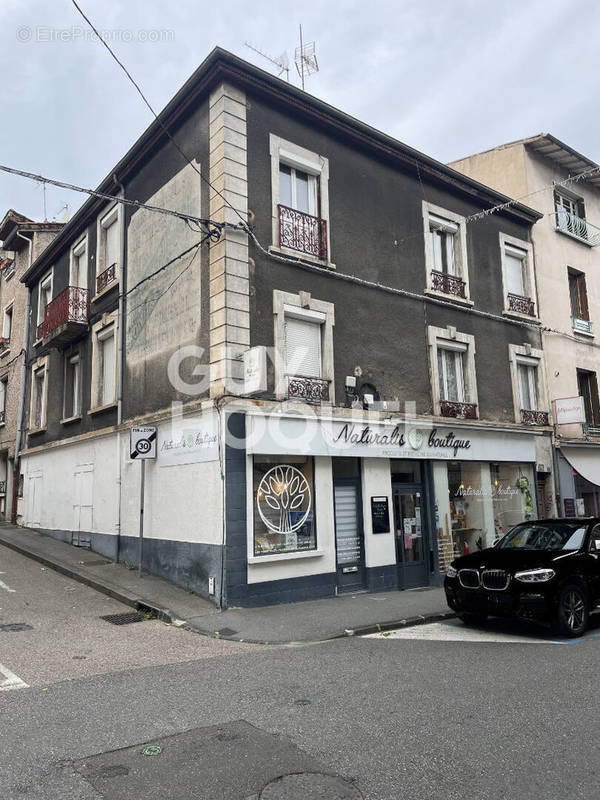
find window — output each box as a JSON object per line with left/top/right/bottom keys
{"left": 577, "top": 369, "right": 600, "bottom": 431}
{"left": 500, "top": 234, "right": 537, "bottom": 318}
{"left": 63, "top": 354, "right": 81, "bottom": 421}
{"left": 0, "top": 377, "right": 7, "bottom": 424}
{"left": 273, "top": 290, "right": 335, "bottom": 403}
{"left": 37, "top": 271, "right": 53, "bottom": 327}
{"left": 508, "top": 344, "right": 548, "bottom": 425}
{"left": 437, "top": 346, "right": 465, "bottom": 403}
{"left": 428, "top": 326, "right": 477, "bottom": 418}
{"left": 30, "top": 361, "right": 48, "bottom": 431}
{"left": 96, "top": 205, "right": 120, "bottom": 293}
{"left": 423, "top": 202, "right": 470, "bottom": 302}
{"left": 91, "top": 318, "right": 117, "bottom": 410}
{"left": 568, "top": 269, "right": 592, "bottom": 334}
{"left": 253, "top": 458, "right": 316, "bottom": 556}
{"left": 555, "top": 191, "right": 587, "bottom": 241}
{"left": 2, "top": 304, "right": 12, "bottom": 343}
{"left": 70, "top": 236, "right": 87, "bottom": 290}
{"left": 269, "top": 135, "right": 331, "bottom": 264}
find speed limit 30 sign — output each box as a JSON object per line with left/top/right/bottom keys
{"left": 130, "top": 426, "right": 157, "bottom": 459}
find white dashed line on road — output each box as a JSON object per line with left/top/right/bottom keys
{"left": 0, "top": 572, "right": 15, "bottom": 593}
{"left": 0, "top": 663, "right": 29, "bottom": 691}
{"left": 366, "top": 619, "right": 569, "bottom": 645}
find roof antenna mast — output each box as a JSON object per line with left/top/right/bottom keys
{"left": 294, "top": 24, "right": 319, "bottom": 91}
{"left": 244, "top": 42, "right": 290, "bottom": 82}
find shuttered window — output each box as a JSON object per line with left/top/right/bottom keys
{"left": 284, "top": 316, "right": 322, "bottom": 377}
{"left": 98, "top": 327, "right": 115, "bottom": 406}
{"left": 505, "top": 246, "right": 526, "bottom": 296}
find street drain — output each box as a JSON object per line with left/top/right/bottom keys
{"left": 0, "top": 623, "right": 33, "bottom": 632}
{"left": 215, "top": 627, "right": 238, "bottom": 637}
{"left": 259, "top": 772, "right": 363, "bottom": 799}
{"left": 100, "top": 612, "right": 145, "bottom": 626}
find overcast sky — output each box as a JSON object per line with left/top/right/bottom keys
{"left": 1, "top": 0, "right": 598, "bottom": 224}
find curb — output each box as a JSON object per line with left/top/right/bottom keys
{"left": 0, "top": 535, "right": 173, "bottom": 624}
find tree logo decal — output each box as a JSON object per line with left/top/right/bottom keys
{"left": 257, "top": 465, "right": 311, "bottom": 533}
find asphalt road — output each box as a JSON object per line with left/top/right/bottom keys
{"left": 1, "top": 545, "right": 599, "bottom": 800}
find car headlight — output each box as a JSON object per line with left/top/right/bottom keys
{"left": 514, "top": 568, "right": 555, "bottom": 583}
{"left": 446, "top": 564, "right": 458, "bottom": 578}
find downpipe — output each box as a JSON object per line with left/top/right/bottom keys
{"left": 113, "top": 174, "right": 126, "bottom": 561}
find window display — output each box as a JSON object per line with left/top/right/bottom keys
{"left": 253, "top": 458, "right": 316, "bottom": 556}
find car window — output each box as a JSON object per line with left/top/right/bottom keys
{"left": 497, "top": 522, "right": 587, "bottom": 551}
{"left": 590, "top": 524, "right": 600, "bottom": 552}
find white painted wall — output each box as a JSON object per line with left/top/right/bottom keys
{"left": 361, "top": 458, "right": 396, "bottom": 568}
{"left": 247, "top": 455, "right": 336, "bottom": 584}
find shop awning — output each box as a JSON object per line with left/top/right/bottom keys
{"left": 562, "top": 446, "right": 600, "bottom": 487}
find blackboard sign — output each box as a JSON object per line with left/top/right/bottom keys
{"left": 564, "top": 498, "right": 576, "bottom": 517}
{"left": 371, "top": 496, "right": 390, "bottom": 534}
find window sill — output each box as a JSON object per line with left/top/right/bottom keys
{"left": 424, "top": 288, "right": 474, "bottom": 307}
{"left": 248, "top": 549, "right": 325, "bottom": 565}
{"left": 572, "top": 327, "right": 594, "bottom": 339}
{"left": 0, "top": 422, "right": 5, "bottom": 428}
{"left": 502, "top": 309, "right": 540, "bottom": 324}
{"left": 91, "top": 280, "right": 119, "bottom": 304}
{"left": 0, "top": 348, "right": 10, "bottom": 359}
{"left": 29, "top": 426, "right": 47, "bottom": 436}
{"left": 61, "top": 414, "right": 82, "bottom": 425}
{"left": 268, "top": 245, "right": 336, "bottom": 270}
{"left": 88, "top": 401, "right": 117, "bottom": 416}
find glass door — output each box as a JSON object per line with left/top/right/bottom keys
{"left": 393, "top": 486, "right": 429, "bottom": 589}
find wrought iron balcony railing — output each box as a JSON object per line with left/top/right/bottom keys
{"left": 431, "top": 270, "right": 466, "bottom": 298}
{"left": 0, "top": 480, "right": 5, "bottom": 494}
{"left": 552, "top": 211, "right": 600, "bottom": 247}
{"left": 0, "top": 410, "right": 5, "bottom": 424}
{"left": 507, "top": 293, "right": 535, "bottom": 316}
{"left": 520, "top": 409, "right": 550, "bottom": 426}
{"left": 36, "top": 286, "right": 89, "bottom": 343}
{"left": 286, "top": 375, "right": 330, "bottom": 405}
{"left": 583, "top": 422, "right": 600, "bottom": 436}
{"left": 278, "top": 204, "right": 328, "bottom": 261}
{"left": 96, "top": 262, "right": 118, "bottom": 294}
{"left": 572, "top": 316, "right": 593, "bottom": 335}
{"left": 440, "top": 400, "right": 477, "bottom": 419}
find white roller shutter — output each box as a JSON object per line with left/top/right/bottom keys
{"left": 284, "top": 317, "right": 322, "bottom": 377}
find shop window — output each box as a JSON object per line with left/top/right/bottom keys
{"left": 423, "top": 202, "right": 470, "bottom": 302}
{"left": 490, "top": 464, "right": 536, "bottom": 540}
{"left": 577, "top": 369, "right": 600, "bottom": 432}
{"left": 500, "top": 234, "right": 537, "bottom": 318}
{"left": 428, "top": 325, "right": 478, "bottom": 419}
{"left": 269, "top": 134, "right": 331, "bottom": 264}
{"left": 253, "top": 458, "right": 316, "bottom": 556}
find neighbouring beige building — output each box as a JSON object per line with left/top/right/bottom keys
{"left": 0, "top": 211, "right": 63, "bottom": 520}
{"left": 451, "top": 134, "right": 600, "bottom": 517}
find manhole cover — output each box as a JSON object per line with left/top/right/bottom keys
{"left": 0, "top": 623, "right": 33, "bottom": 632}
{"left": 100, "top": 612, "right": 145, "bottom": 626}
{"left": 260, "top": 772, "right": 363, "bottom": 799}
{"left": 215, "top": 627, "right": 238, "bottom": 637}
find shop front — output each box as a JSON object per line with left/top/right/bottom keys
{"left": 555, "top": 444, "right": 600, "bottom": 517}
{"left": 229, "top": 412, "right": 540, "bottom": 606}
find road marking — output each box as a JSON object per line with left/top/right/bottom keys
{"left": 0, "top": 663, "right": 28, "bottom": 691}
{"left": 0, "top": 572, "right": 15, "bottom": 593}
{"left": 366, "top": 620, "right": 571, "bottom": 645}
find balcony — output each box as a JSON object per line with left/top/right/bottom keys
{"left": 286, "top": 375, "right": 330, "bottom": 405}
{"left": 96, "top": 262, "right": 118, "bottom": 294}
{"left": 431, "top": 270, "right": 466, "bottom": 299}
{"left": 36, "top": 286, "right": 89, "bottom": 346}
{"left": 520, "top": 409, "right": 550, "bottom": 426}
{"left": 440, "top": 400, "right": 477, "bottom": 419}
{"left": 572, "top": 317, "right": 593, "bottom": 336}
{"left": 553, "top": 211, "right": 600, "bottom": 247}
{"left": 507, "top": 293, "right": 535, "bottom": 316}
{"left": 278, "top": 204, "right": 328, "bottom": 261}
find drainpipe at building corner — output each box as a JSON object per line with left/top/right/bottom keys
{"left": 12, "top": 231, "right": 33, "bottom": 523}
{"left": 113, "top": 175, "right": 126, "bottom": 562}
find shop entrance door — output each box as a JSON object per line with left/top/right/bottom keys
{"left": 393, "top": 486, "right": 429, "bottom": 589}
{"left": 333, "top": 479, "right": 366, "bottom": 593}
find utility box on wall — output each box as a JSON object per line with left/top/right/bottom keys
{"left": 243, "top": 346, "right": 267, "bottom": 394}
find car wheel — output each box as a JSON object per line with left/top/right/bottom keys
{"left": 554, "top": 583, "right": 589, "bottom": 638}
{"left": 457, "top": 612, "right": 487, "bottom": 627}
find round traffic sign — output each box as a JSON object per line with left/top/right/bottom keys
{"left": 136, "top": 439, "right": 152, "bottom": 455}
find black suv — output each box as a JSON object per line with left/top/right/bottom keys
{"left": 444, "top": 518, "right": 600, "bottom": 637}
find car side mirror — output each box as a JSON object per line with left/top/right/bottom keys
{"left": 589, "top": 538, "right": 600, "bottom": 555}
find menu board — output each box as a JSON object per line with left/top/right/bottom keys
{"left": 371, "top": 496, "right": 390, "bottom": 534}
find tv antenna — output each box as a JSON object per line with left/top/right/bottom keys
{"left": 244, "top": 42, "right": 290, "bottom": 82}
{"left": 294, "top": 25, "right": 319, "bottom": 91}
{"left": 35, "top": 180, "right": 48, "bottom": 221}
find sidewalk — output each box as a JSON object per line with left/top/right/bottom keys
{"left": 0, "top": 523, "right": 453, "bottom": 644}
